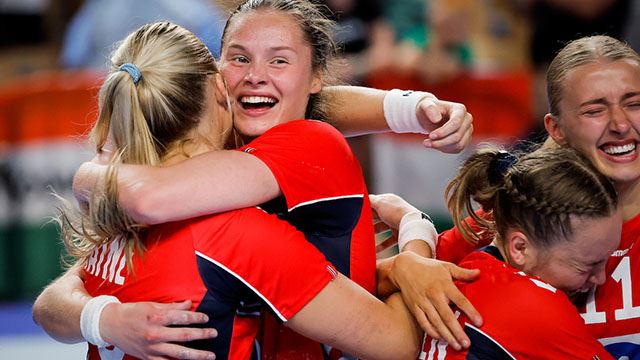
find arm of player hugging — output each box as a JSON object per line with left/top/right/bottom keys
{"left": 33, "top": 264, "right": 218, "bottom": 359}
{"left": 323, "top": 85, "right": 473, "bottom": 154}
{"left": 74, "top": 149, "right": 280, "bottom": 225}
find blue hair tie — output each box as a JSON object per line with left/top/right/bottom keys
{"left": 488, "top": 150, "right": 518, "bottom": 184}
{"left": 119, "top": 63, "right": 142, "bottom": 85}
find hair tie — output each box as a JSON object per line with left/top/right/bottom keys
{"left": 119, "top": 63, "right": 142, "bottom": 85}
{"left": 489, "top": 150, "right": 518, "bottom": 184}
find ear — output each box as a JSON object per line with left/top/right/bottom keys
{"left": 504, "top": 230, "right": 536, "bottom": 269}
{"left": 544, "top": 113, "right": 568, "bottom": 146}
{"left": 212, "top": 73, "right": 230, "bottom": 107}
{"left": 309, "top": 70, "right": 323, "bottom": 95}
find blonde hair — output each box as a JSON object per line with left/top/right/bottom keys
{"left": 59, "top": 22, "right": 223, "bottom": 268}
{"left": 446, "top": 146, "right": 617, "bottom": 249}
{"left": 547, "top": 35, "right": 640, "bottom": 116}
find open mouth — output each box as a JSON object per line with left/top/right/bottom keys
{"left": 600, "top": 141, "right": 637, "bottom": 157}
{"left": 239, "top": 96, "right": 277, "bottom": 111}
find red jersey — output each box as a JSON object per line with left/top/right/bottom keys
{"left": 438, "top": 213, "right": 640, "bottom": 359}
{"left": 83, "top": 208, "right": 336, "bottom": 360}
{"left": 579, "top": 212, "right": 640, "bottom": 358}
{"left": 421, "top": 248, "right": 613, "bottom": 360}
{"left": 240, "top": 120, "right": 376, "bottom": 359}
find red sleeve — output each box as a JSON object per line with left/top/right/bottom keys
{"left": 436, "top": 209, "right": 493, "bottom": 264}
{"left": 239, "top": 120, "right": 365, "bottom": 209}
{"left": 190, "top": 208, "right": 337, "bottom": 321}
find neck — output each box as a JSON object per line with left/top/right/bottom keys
{"left": 162, "top": 141, "right": 214, "bottom": 166}
{"left": 617, "top": 180, "right": 640, "bottom": 222}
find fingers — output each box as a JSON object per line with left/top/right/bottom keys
{"left": 417, "top": 98, "right": 443, "bottom": 128}
{"left": 423, "top": 102, "right": 473, "bottom": 153}
{"left": 152, "top": 343, "right": 216, "bottom": 360}
{"left": 420, "top": 299, "right": 462, "bottom": 351}
{"left": 155, "top": 301, "right": 210, "bottom": 326}
{"left": 145, "top": 326, "right": 218, "bottom": 345}
{"left": 448, "top": 288, "right": 483, "bottom": 328}
{"left": 448, "top": 265, "right": 481, "bottom": 282}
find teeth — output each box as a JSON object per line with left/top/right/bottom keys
{"left": 603, "top": 143, "right": 636, "bottom": 155}
{"left": 241, "top": 96, "right": 276, "bottom": 104}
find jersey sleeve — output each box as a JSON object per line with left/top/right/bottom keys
{"left": 436, "top": 209, "right": 493, "bottom": 264}
{"left": 190, "top": 208, "right": 337, "bottom": 321}
{"left": 239, "top": 120, "right": 364, "bottom": 210}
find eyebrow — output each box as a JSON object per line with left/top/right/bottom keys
{"left": 579, "top": 92, "right": 640, "bottom": 107}
{"left": 225, "top": 44, "right": 297, "bottom": 53}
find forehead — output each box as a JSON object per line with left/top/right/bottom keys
{"left": 554, "top": 213, "right": 621, "bottom": 264}
{"left": 224, "top": 8, "right": 308, "bottom": 49}
{"left": 560, "top": 59, "right": 640, "bottom": 107}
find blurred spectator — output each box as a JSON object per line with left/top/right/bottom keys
{"left": 59, "top": 0, "right": 225, "bottom": 69}
{"left": 320, "top": 0, "right": 393, "bottom": 84}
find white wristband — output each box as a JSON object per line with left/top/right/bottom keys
{"left": 80, "top": 295, "right": 120, "bottom": 348}
{"left": 398, "top": 211, "right": 438, "bottom": 256}
{"left": 383, "top": 89, "right": 435, "bottom": 134}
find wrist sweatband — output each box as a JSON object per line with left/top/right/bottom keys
{"left": 80, "top": 295, "right": 120, "bottom": 348}
{"left": 383, "top": 89, "right": 435, "bottom": 134}
{"left": 398, "top": 211, "right": 438, "bottom": 256}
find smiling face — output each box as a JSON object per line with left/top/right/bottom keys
{"left": 523, "top": 211, "right": 622, "bottom": 297}
{"left": 219, "top": 9, "right": 322, "bottom": 141}
{"left": 546, "top": 59, "right": 640, "bottom": 186}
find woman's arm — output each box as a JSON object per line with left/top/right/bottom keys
{"left": 74, "top": 150, "right": 280, "bottom": 225}
{"left": 323, "top": 86, "right": 474, "bottom": 154}
{"left": 33, "top": 266, "right": 218, "bottom": 359}
{"left": 369, "top": 193, "right": 482, "bottom": 350}
{"left": 287, "top": 273, "right": 422, "bottom": 360}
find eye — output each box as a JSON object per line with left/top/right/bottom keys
{"left": 271, "top": 57, "right": 289, "bottom": 65}
{"left": 582, "top": 108, "right": 605, "bottom": 117}
{"left": 626, "top": 101, "right": 640, "bottom": 109}
{"left": 230, "top": 55, "right": 249, "bottom": 64}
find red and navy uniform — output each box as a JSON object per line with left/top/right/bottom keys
{"left": 421, "top": 246, "right": 613, "bottom": 360}
{"left": 438, "top": 213, "right": 640, "bottom": 359}
{"left": 578, "top": 212, "right": 640, "bottom": 359}
{"left": 83, "top": 209, "right": 337, "bottom": 360}
{"left": 239, "top": 120, "right": 376, "bottom": 359}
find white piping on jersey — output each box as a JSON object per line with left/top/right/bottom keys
{"left": 463, "top": 323, "right": 517, "bottom": 360}
{"left": 288, "top": 194, "right": 364, "bottom": 212}
{"left": 195, "top": 251, "right": 288, "bottom": 322}
{"left": 598, "top": 332, "right": 640, "bottom": 347}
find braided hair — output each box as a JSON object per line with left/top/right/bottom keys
{"left": 446, "top": 146, "right": 617, "bottom": 248}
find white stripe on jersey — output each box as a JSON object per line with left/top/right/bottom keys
{"left": 288, "top": 194, "right": 364, "bottom": 212}
{"left": 196, "top": 251, "right": 288, "bottom": 322}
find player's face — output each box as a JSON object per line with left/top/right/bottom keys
{"left": 551, "top": 59, "right": 640, "bottom": 186}
{"left": 219, "top": 9, "right": 322, "bottom": 142}
{"left": 527, "top": 211, "right": 622, "bottom": 297}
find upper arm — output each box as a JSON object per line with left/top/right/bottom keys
{"left": 118, "top": 150, "right": 281, "bottom": 224}
{"left": 287, "top": 275, "right": 421, "bottom": 360}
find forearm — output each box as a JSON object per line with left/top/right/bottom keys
{"left": 116, "top": 150, "right": 280, "bottom": 224}
{"left": 288, "top": 274, "right": 420, "bottom": 360}
{"left": 322, "top": 86, "right": 388, "bottom": 137}
{"left": 33, "top": 265, "right": 90, "bottom": 343}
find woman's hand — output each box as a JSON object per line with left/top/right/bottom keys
{"left": 417, "top": 97, "right": 473, "bottom": 154}
{"left": 100, "top": 300, "right": 217, "bottom": 360}
{"left": 389, "top": 252, "right": 482, "bottom": 351}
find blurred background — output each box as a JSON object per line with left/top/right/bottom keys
{"left": 0, "top": 0, "right": 638, "bottom": 357}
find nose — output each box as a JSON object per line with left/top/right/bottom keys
{"left": 609, "top": 105, "right": 631, "bottom": 134}
{"left": 589, "top": 267, "right": 607, "bottom": 287}
{"left": 244, "top": 62, "right": 267, "bottom": 85}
